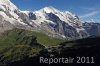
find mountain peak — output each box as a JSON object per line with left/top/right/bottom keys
{"left": 43, "top": 6, "right": 56, "bottom": 10}
{"left": 0, "top": 0, "right": 17, "bottom": 11}
{"left": 40, "top": 6, "right": 59, "bottom": 13}
{"left": 86, "top": 19, "right": 96, "bottom": 23}
{"left": 0, "top": 0, "right": 11, "bottom": 5}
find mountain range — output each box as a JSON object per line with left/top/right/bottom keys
{"left": 0, "top": 0, "right": 100, "bottom": 40}
{"left": 0, "top": 0, "right": 100, "bottom": 66}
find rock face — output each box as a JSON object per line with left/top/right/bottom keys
{"left": 1, "top": 0, "right": 100, "bottom": 39}
{"left": 83, "top": 22, "right": 100, "bottom": 36}
{"left": 0, "top": 0, "right": 39, "bottom": 32}
{"left": 22, "top": 7, "right": 88, "bottom": 39}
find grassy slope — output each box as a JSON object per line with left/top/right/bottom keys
{"left": 26, "top": 30, "right": 63, "bottom": 47}
{"left": 0, "top": 28, "right": 63, "bottom": 65}
{"left": 5, "top": 36, "right": 100, "bottom": 66}
{"left": 0, "top": 29, "right": 63, "bottom": 49}
{"left": 0, "top": 29, "right": 100, "bottom": 66}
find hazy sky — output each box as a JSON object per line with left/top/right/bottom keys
{"left": 11, "top": 0, "right": 100, "bottom": 22}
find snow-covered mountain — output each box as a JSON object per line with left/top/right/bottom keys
{"left": 0, "top": 0, "right": 93, "bottom": 39}
{"left": 22, "top": 6, "right": 88, "bottom": 39}
{"left": 0, "top": 0, "right": 40, "bottom": 33}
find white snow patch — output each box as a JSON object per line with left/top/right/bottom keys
{"left": 0, "top": 11, "right": 27, "bottom": 25}
{"left": 0, "top": 0, "right": 18, "bottom": 11}
{"left": 0, "top": 4, "right": 6, "bottom": 11}
{"left": 76, "top": 28, "right": 85, "bottom": 33}
{"left": 21, "top": 11, "right": 30, "bottom": 16}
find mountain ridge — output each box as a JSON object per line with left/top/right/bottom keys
{"left": 0, "top": 0, "right": 99, "bottom": 39}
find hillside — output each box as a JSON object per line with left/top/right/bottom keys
{"left": 0, "top": 28, "right": 63, "bottom": 50}
{"left": 0, "top": 28, "right": 63, "bottom": 66}
{"left": 0, "top": 35, "right": 100, "bottom": 66}
{"left": 0, "top": 0, "right": 100, "bottom": 66}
